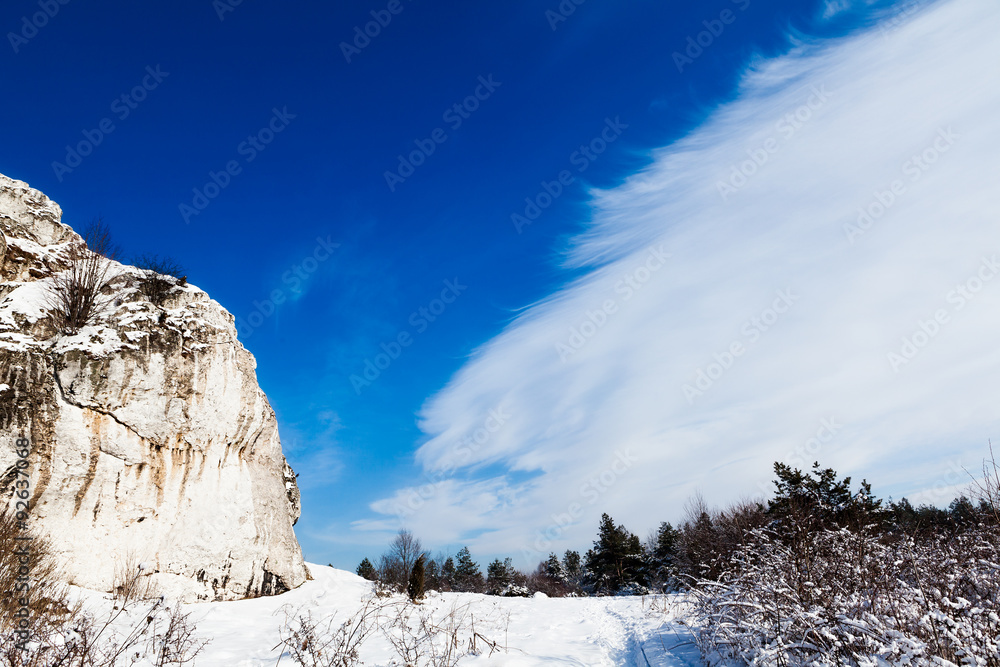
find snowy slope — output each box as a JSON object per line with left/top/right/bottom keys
{"left": 73, "top": 564, "right": 703, "bottom": 666}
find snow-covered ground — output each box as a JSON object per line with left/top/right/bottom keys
{"left": 77, "top": 564, "right": 703, "bottom": 666}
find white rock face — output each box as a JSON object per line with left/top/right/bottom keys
{"left": 0, "top": 173, "right": 309, "bottom": 601}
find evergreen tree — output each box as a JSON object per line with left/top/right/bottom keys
{"left": 649, "top": 522, "right": 680, "bottom": 590}
{"left": 453, "top": 546, "right": 483, "bottom": 592}
{"left": 563, "top": 550, "right": 583, "bottom": 583}
{"left": 763, "top": 462, "right": 890, "bottom": 585}
{"left": 356, "top": 557, "right": 376, "bottom": 581}
{"left": 486, "top": 557, "right": 515, "bottom": 595}
{"left": 584, "top": 513, "right": 647, "bottom": 594}
{"left": 949, "top": 495, "right": 978, "bottom": 529}
{"left": 440, "top": 556, "right": 456, "bottom": 591}
{"left": 532, "top": 552, "right": 572, "bottom": 596}
{"left": 425, "top": 559, "right": 440, "bottom": 591}
{"left": 888, "top": 497, "right": 918, "bottom": 533}
{"left": 677, "top": 507, "right": 725, "bottom": 581}
{"left": 768, "top": 462, "right": 884, "bottom": 532}
{"left": 543, "top": 553, "right": 565, "bottom": 581}
{"left": 888, "top": 496, "right": 952, "bottom": 536}
{"left": 407, "top": 554, "right": 426, "bottom": 602}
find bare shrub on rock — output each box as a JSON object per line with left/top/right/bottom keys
{"left": 133, "top": 255, "right": 185, "bottom": 307}
{"left": 45, "top": 218, "right": 121, "bottom": 333}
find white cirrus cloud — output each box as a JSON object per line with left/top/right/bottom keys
{"left": 361, "top": 0, "right": 1000, "bottom": 564}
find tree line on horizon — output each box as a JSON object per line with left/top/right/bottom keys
{"left": 355, "top": 454, "right": 1000, "bottom": 602}
{"left": 355, "top": 451, "right": 1000, "bottom": 663}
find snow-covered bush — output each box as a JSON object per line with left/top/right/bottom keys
{"left": 691, "top": 526, "right": 1000, "bottom": 666}
{"left": 382, "top": 601, "right": 508, "bottom": 667}
{"left": 276, "top": 596, "right": 383, "bottom": 667}
{"left": 687, "top": 459, "right": 1000, "bottom": 666}
{"left": 277, "top": 596, "right": 509, "bottom": 667}
{"left": 498, "top": 583, "right": 531, "bottom": 597}
{"left": 0, "top": 592, "right": 206, "bottom": 667}
{"left": 1, "top": 510, "right": 207, "bottom": 667}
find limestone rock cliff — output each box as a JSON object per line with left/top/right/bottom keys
{"left": 0, "top": 173, "right": 309, "bottom": 601}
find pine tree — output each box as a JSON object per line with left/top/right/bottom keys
{"left": 440, "top": 556, "right": 456, "bottom": 591}
{"left": 949, "top": 496, "right": 978, "bottom": 529}
{"left": 769, "top": 462, "right": 852, "bottom": 529}
{"left": 563, "top": 550, "right": 583, "bottom": 582}
{"left": 543, "top": 553, "right": 565, "bottom": 581}
{"left": 534, "top": 552, "right": 571, "bottom": 595}
{"left": 649, "top": 522, "right": 680, "bottom": 590}
{"left": 768, "top": 462, "right": 886, "bottom": 535}
{"left": 453, "top": 546, "right": 483, "bottom": 592}
{"left": 486, "top": 557, "right": 515, "bottom": 595}
{"left": 356, "top": 557, "right": 376, "bottom": 581}
{"left": 407, "top": 555, "right": 426, "bottom": 602}
{"left": 425, "top": 559, "right": 440, "bottom": 591}
{"left": 584, "top": 513, "right": 647, "bottom": 594}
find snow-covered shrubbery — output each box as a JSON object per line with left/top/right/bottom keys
{"left": 692, "top": 526, "right": 1000, "bottom": 666}
{"left": 1, "top": 510, "right": 207, "bottom": 666}
{"left": 276, "top": 596, "right": 383, "bottom": 667}
{"left": 0, "top": 582, "right": 206, "bottom": 664}
{"left": 688, "top": 459, "right": 1000, "bottom": 667}
{"left": 277, "top": 596, "right": 509, "bottom": 667}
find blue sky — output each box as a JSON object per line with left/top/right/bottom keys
{"left": 4, "top": 0, "right": 998, "bottom": 571}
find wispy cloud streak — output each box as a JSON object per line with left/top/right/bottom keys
{"left": 361, "top": 0, "right": 1000, "bottom": 558}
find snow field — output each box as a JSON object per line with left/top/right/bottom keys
{"left": 73, "top": 564, "right": 703, "bottom": 666}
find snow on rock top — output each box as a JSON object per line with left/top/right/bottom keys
{"left": 0, "top": 172, "right": 308, "bottom": 601}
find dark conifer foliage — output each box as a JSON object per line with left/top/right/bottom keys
{"left": 424, "top": 558, "right": 440, "bottom": 591}
{"left": 356, "top": 557, "right": 376, "bottom": 581}
{"left": 583, "top": 513, "right": 647, "bottom": 594}
{"left": 440, "top": 557, "right": 456, "bottom": 592}
{"left": 647, "top": 521, "right": 680, "bottom": 590}
{"left": 406, "top": 555, "right": 426, "bottom": 602}
{"left": 562, "top": 550, "right": 583, "bottom": 587}
{"left": 453, "top": 547, "right": 483, "bottom": 593}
